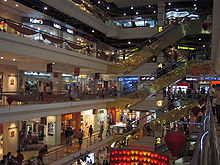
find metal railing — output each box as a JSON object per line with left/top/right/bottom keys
{"left": 190, "top": 98, "right": 220, "bottom": 165}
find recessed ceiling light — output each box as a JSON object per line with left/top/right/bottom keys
{"left": 195, "top": 7, "right": 197, "bottom": 10}
{"left": 107, "top": 6, "right": 110, "bottom": 9}
{"left": 148, "top": 5, "right": 151, "bottom": 8}
{"left": 153, "top": 11, "right": 156, "bottom": 13}
{"left": 15, "top": 4, "right": 18, "bottom": 7}
{"left": 136, "top": 12, "right": 139, "bottom": 15}
{"left": 194, "top": 4, "right": 196, "bottom": 7}
{"left": 92, "top": 30, "right": 95, "bottom": 32}
{"left": 0, "top": 57, "right": 3, "bottom": 59}
{"left": 131, "top": 6, "right": 134, "bottom": 9}
{"left": 44, "top": 6, "right": 48, "bottom": 10}
{"left": 168, "top": 2, "right": 171, "bottom": 5}
{"left": 13, "top": 59, "right": 16, "bottom": 61}
{"left": 123, "top": 13, "right": 126, "bottom": 16}
{"left": 52, "top": 62, "right": 55, "bottom": 65}
{"left": 199, "top": 38, "right": 201, "bottom": 41}
{"left": 176, "top": 9, "right": 179, "bottom": 11}
{"left": 128, "top": 41, "right": 131, "bottom": 44}
{"left": 203, "top": 45, "right": 205, "bottom": 48}
{"left": 98, "top": 1, "right": 101, "bottom": 4}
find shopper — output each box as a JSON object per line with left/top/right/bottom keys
{"left": 16, "top": 150, "right": 24, "bottom": 165}
{"left": 99, "top": 124, "right": 104, "bottom": 141}
{"left": 45, "top": 83, "right": 52, "bottom": 94}
{"left": 38, "top": 145, "right": 48, "bottom": 165}
{"left": 208, "top": 84, "right": 216, "bottom": 105}
{"left": 78, "top": 129, "right": 84, "bottom": 149}
{"left": 89, "top": 125, "right": 93, "bottom": 139}
{"left": 215, "top": 84, "right": 220, "bottom": 123}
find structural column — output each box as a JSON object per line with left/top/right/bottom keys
{"left": 157, "top": 0, "right": 165, "bottom": 27}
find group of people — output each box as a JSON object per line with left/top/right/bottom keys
{"left": 0, "top": 150, "right": 24, "bottom": 165}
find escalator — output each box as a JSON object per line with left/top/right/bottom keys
{"left": 108, "top": 96, "right": 200, "bottom": 147}
{"left": 107, "top": 56, "right": 208, "bottom": 110}
{"left": 108, "top": 20, "right": 203, "bottom": 74}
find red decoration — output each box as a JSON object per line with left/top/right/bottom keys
{"left": 6, "top": 97, "right": 13, "bottom": 105}
{"left": 191, "top": 106, "right": 200, "bottom": 116}
{"left": 74, "top": 67, "right": 80, "bottom": 76}
{"left": 165, "top": 130, "right": 187, "bottom": 157}
{"left": 198, "top": 99, "right": 205, "bottom": 106}
{"left": 202, "top": 23, "right": 211, "bottom": 31}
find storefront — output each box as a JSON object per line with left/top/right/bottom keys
{"left": 18, "top": 115, "right": 61, "bottom": 152}
{"left": 81, "top": 109, "right": 108, "bottom": 135}
{"left": 118, "top": 77, "right": 138, "bottom": 92}
{"left": 61, "top": 112, "right": 81, "bottom": 141}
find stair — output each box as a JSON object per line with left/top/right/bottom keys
{"left": 108, "top": 20, "right": 203, "bottom": 74}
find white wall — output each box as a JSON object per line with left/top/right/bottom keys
{"left": 0, "top": 32, "right": 111, "bottom": 73}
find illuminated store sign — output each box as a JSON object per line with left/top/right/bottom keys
{"left": 177, "top": 46, "right": 196, "bottom": 51}
{"left": 53, "top": 23, "right": 61, "bottom": 29}
{"left": 140, "top": 76, "right": 155, "bottom": 81}
{"left": 185, "top": 77, "right": 198, "bottom": 81}
{"left": 29, "top": 18, "right": 43, "bottom": 24}
{"left": 118, "top": 77, "right": 138, "bottom": 81}
{"left": 202, "top": 77, "right": 220, "bottom": 81}
{"left": 67, "top": 28, "right": 74, "bottom": 34}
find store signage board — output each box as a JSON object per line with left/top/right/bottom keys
{"left": 177, "top": 46, "right": 196, "bottom": 51}
{"left": 53, "top": 23, "right": 62, "bottom": 29}
{"left": 29, "top": 18, "right": 43, "bottom": 24}
{"left": 118, "top": 77, "right": 138, "bottom": 81}
{"left": 202, "top": 77, "right": 220, "bottom": 81}
{"left": 67, "top": 28, "right": 74, "bottom": 34}
{"left": 185, "top": 77, "right": 198, "bottom": 81}
{"left": 140, "top": 76, "right": 155, "bottom": 81}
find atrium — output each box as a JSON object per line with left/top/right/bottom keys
{"left": 0, "top": 0, "right": 219, "bottom": 164}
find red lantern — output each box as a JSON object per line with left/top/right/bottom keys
{"left": 74, "top": 67, "right": 80, "bottom": 76}
{"left": 165, "top": 130, "right": 187, "bottom": 157}
{"left": 7, "top": 97, "right": 13, "bottom": 105}
{"left": 200, "top": 106, "right": 206, "bottom": 113}
{"left": 191, "top": 106, "right": 200, "bottom": 116}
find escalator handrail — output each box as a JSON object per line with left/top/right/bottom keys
{"left": 119, "top": 53, "right": 205, "bottom": 96}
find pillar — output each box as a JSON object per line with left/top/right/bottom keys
{"left": 3, "top": 122, "right": 19, "bottom": 155}
{"left": 55, "top": 115, "right": 61, "bottom": 145}
{"left": 139, "top": 111, "right": 147, "bottom": 127}
{"left": 157, "top": 0, "right": 165, "bottom": 26}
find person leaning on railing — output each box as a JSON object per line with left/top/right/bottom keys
{"left": 214, "top": 84, "right": 220, "bottom": 124}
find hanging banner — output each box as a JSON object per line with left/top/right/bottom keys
{"left": 74, "top": 67, "right": 80, "bottom": 76}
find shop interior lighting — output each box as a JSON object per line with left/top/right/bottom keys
{"left": 123, "top": 13, "right": 126, "bottom": 16}
{"left": 44, "top": 6, "right": 48, "bottom": 10}
{"left": 195, "top": 7, "right": 197, "bottom": 10}
{"left": 131, "top": 6, "right": 134, "bottom": 9}
{"left": 15, "top": 4, "right": 18, "bottom": 7}
{"left": 168, "top": 2, "right": 171, "bottom": 5}
{"left": 52, "top": 62, "right": 55, "bottom": 64}
{"left": 176, "top": 9, "right": 179, "bottom": 11}
{"left": 148, "top": 5, "right": 151, "bottom": 7}
{"left": 107, "top": 6, "right": 110, "bottom": 9}
{"left": 3, "top": 0, "right": 7, "bottom": 2}
{"left": 12, "top": 59, "right": 16, "bottom": 61}
{"left": 0, "top": 57, "right": 3, "bottom": 59}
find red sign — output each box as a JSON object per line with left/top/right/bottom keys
{"left": 74, "top": 67, "right": 80, "bottom": 76}
{"left": 0, "top": 124, "right": 3, "bottom": 134}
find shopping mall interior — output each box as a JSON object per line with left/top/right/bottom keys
{"left": 0, "top": 0, "right": 219, "bottom": 164}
